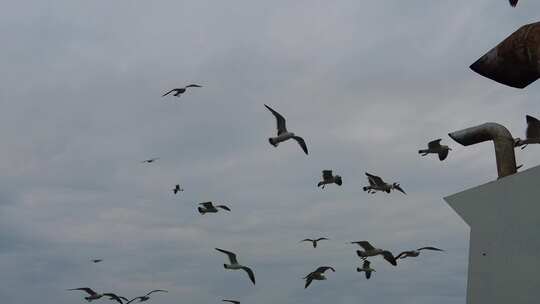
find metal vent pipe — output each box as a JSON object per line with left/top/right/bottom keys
{"left": 448, "top": 123, "right": 517, "bottom": 178}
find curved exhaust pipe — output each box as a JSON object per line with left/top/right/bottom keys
{"left": 448, "top": 123, "right": 517, "bottom": 178}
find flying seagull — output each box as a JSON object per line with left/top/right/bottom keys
{"left": 198, "top": 202, "right": 231, "bottom": 214}
{"left": 67, "top": 288, "right": 107, "bottom": 302}
{"left": 351, "top": 241, "right": 397, "bottom": 266}
{"left": 162, "top": 84, "right": 202, "bottom": 97}
{"left": 300, "top": 238, "right": 329, "bottom": 248}
{"left": 303, "top": 266, "right": 335, "bottom": 288}
{"left": 173, "top": 184, "right": 184, "bottom": 194}
{"left": 356, "top": 259, "right": 375, "bottom": 280}
{"left": 514, "top": 115, "right": 540, "bottom": 149}
{"left": 215, "top": 248, "right": 256, "bottom": 285}
{"left": 362, "top": 172, "right": 406, "bottom": 195}
{"left": 141, "top": 157, "right": 160, "bottom": 164}
{"left": 317, "top": 170, "right": 342, "bottom": 189}
{"left": 124, "top": 290, "right": 168, "bottom": 303}
{"left": 222, "top": 300, "right": 240, "bottom": 304}
{"left": 419, "top": 139, "right": 451, "bottom": 161}
{"left": 396, "top": 246, "right": 444, "bottom": 260}
{"left": 91, "top": 259, "right": 103, "bottom": 263}
{"left": 264, "top": 104, "right": 308, "bottom": 155}
{"left": 509, "top": 0, "right": 518, "bottom": 7}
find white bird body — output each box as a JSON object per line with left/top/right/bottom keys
{"left": 269, "top": 131, "right": 295, "bottom": 146}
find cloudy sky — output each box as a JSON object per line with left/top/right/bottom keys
{"left": 1, "top": 0, "right": 540, "bottom": 303}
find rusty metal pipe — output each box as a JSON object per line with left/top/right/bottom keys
{"left": 448, "top": 123, "right": 517, "bottom": 178}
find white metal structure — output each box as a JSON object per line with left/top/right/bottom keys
{"left": 445, "top": 166, "right": 540, "bottom": 304}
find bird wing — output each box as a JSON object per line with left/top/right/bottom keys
{"left": 103, "top": 293, "right": 124, "bottom": 304}
{"left": 316, "top": 237, "right": 329, "bottom": 242}
{"left": 395, "top": 251, "right": 411, "bottom": 259}
{"left": 217, "top": 205, "right": 231, "bottom": 211}
{"left": 222, "top": 300, "right": 240, "bottom": 304}
{"left": 241, "top": 266, "right": 256, "bottom": 285}
{"left": 185, "top": 84, "right": 202, "bottom": 88}
{"left": 509, "top": 0, "right": 518, "bottom": 7}
{"left": 68, "top": 288, "right": 98, "bottom": 296}
{"left": 264, "top": 104, "right": 287, "bottom": 135}
{"left": 300, "top": 239, "right": 313, "bottom": 243}
{"left": 200, "top": 202, "right": 214, "bottom": 208}
{"left": 353, "top": 241, "right": 375, "bottom": 251}
{"left": 316, "top": 266, "right": 335, "bottom": 273}
{"left": 125, "top": 297, "right": 144, "bottom": 304}
{"left": 394, "top": 184, "right": 406, "bottom": 195}
{"left": 215, "top": 248, "right": 238, "bottom": 264}
{"left": 428, "top": 139, "right": 442, "bottom": 149}
{"left": 365, "top": 173, "right": 384, "bottom": 187}
{"left": 322, "top": 170, "right": 333, "bottom": 180}
{"left": 162, "top": 89, "right": 177, "bottom": 97}
{"left": 292, "top": 136, "right": 308, "bottom": 155}
{"left": 304, "top": 275, "right": 314, "bottom": 288}
{"left": 381, "top": 251, "right": 397, "bottom": 266}
{"left": 418, "top": 246, "right": 444, "bottom": 252}
{"left": 526, "top": 115, "right": 540, "bottom": 139}
{"left": 146, "top": 290, "right": 168, "bottom": 296}
{"left": 438, "top": 149, "right": 449, "bottom": 161}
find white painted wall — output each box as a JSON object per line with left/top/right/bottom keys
{"left": 445, "top": 166, "right": 540, "bottom": 304}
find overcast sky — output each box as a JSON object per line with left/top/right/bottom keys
{"left": 1, "top": 0, "right": 540, "bottom": 303}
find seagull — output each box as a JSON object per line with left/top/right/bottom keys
{"left": 68, "top": 291, "right": 125, "bottom": 304}
{"left": 141, "top": 157, "right": 160, "bottom": 164}
{"left": 162, "top": 84, "right": 202, "bottom": 97}
{"left": 356, "top": 259, "right": 375, "bottom": 279}
{"left": 351, "top": 241, "right": 397, "bottom": 266}
{"left": 509, "top": 0, "right": 518, "bottom": 7}
{"left": 215, "top": 248, "right": 256, "bottom": 285}
{"left": 124, "top": 290, "right": 168, "bottom": 303}
{"left": 514, "top": 115, "right": 540, "bottom": 149}
{"left": 264, "top": 104, "right": 308, "bottom": 155}
{"left": 303, "top": 266, "right": 335, "bottom": 288}
{"left": 173, "top": 184, "right": 184, "bottom": 194}
{"left": 222, "top": 300, "right": 240, "bottom": 304}
{"left": 317, "top": 170, "right": 342, "bottom": 189}
{"left": 91, "top": 259, "right": 103, "bottom": 263}
{"left": 396, "top": 246, "right": 444, "bottom": 260}
{"left": 362, "top": 172, "right": 406, "bottom": 195}
{"left": 67, "top": 288, "right": 105, "bottom": 302}
{"left": 198, "top": 202, "right": 231, "bottom": 214}
{"left": 300, "top": 238, "right": 329, "bottom": 248}
{"left": 419, "top": 139, "right": 451, "bottom": 161}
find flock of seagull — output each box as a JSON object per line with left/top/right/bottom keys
{"left": 65, "top": 2, "right": 539, "bottom": 303}
{"left": 67, "top": 85, "right": 454, "bottom": 303}
{"left": 67, "top": 82, "right": 540, "bottom": 302}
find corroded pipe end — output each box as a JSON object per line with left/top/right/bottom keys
{"left": 449, "top": 123, "right": 517, "bottom": 178}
